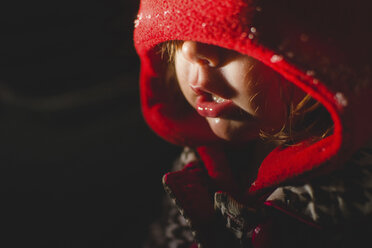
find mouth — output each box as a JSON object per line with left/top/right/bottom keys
{"left": 212, "top": 95, "right": 227, "bottom": 103}
{"left": 195, "top": 94, "right": 251, "bottom": 120}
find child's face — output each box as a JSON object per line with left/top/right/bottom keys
{"left": 174, "top": 41, "right": 302, "bottom": 143}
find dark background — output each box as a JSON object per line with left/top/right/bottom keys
{"left": 0, "top": 1, "right": 181, "bottom": 247}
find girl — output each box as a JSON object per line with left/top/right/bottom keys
{"left": 134, "top": 0, "right": 372, "bottom": 247}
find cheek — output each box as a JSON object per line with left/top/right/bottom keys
{"left": 247, "top": 64, "right": 288, "bottom": 129}
{"left": 178, "top": 81, "right": 196, "bottom": 107}
{"left": 175, "top": 57, "right": 196, "bottom": 107}
{"left": 262, "top": 89, "right": 289, "bottom": 133}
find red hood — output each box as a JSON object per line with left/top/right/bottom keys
{"left": 133, "top": 0, "right": 372, "bottom": 194}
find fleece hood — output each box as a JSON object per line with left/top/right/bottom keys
{"left": 134, "top": 0, "right": 372, "bottom": 193}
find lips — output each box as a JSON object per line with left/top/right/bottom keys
{"left": 196, "top": 94, "right": 240, "bottom": 118}
{"left": 190, "top": 83, "right": 252, "bottom": 120}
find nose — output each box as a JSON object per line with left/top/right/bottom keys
{"left": 180, "top": 41, "right": 220, "bottom": 67}
{"left": 179, "top": 41, "right": 234, "bottom": 98}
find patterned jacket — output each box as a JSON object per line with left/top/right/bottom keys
{"left": 134, "top": 0, "right": 372, "bottom": 247}
{"left": 144, "top": 144, "right": 372, "bottom": 248}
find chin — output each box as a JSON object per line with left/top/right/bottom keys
{"left": 207, "top": 117, "right": 259, "bottom": 143}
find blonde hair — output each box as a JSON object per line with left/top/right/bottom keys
{"left": 260, "top": 94, "right": 333, "bottom": 146}
{"left": 159, "top": 41, "right": 334, "bottom": 146}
